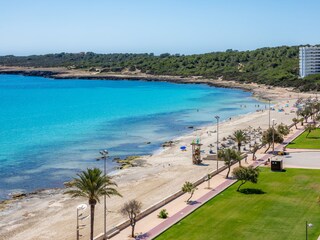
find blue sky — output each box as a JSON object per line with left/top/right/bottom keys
{"left": 0, "top": 0, "right": 319, "bottom": 56}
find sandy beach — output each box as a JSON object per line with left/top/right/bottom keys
{"left": 0, "top": 71, "right": 314, "bottom": 240}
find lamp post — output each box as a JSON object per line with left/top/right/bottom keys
{"left": 268, "top": 99, "right": 271, "bottom": 128}
{"left": 98, "top": 149, "right": 109, "bottom": 239}
{"left": 215, "top": 115, "right": 220, "bottom": 171}
{"left": 306, "top": 221, "right": 313, "bottom": 240}
{"left": 272, "top": 119, "right": 275, "bottom": 154}
{"left": 76, "top": 204, "right": 88, "bottom": 240}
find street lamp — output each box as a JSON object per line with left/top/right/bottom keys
{"left": 268, "top": 99, "right": 271, "bottom": 128}
{"left": 272, "top": 119, "right": 276, "bottom": 154}
{"left": 98, "top": 149, "right": 109, "bottom": 239}
{"left": 76, "top": 204, "right": 88, "bottom": 240}
{"left": 306, "top": 221, "right": 313, "bottom": 240}
{"left": 215, "top": 115, "right": 220, "bottom": 171}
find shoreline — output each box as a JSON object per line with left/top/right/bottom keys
{"left": 0, "top": 87, "right": 260, "bottom": 203}
{"left": 0, "top": 68, "right": 314, "bottom": 240}
{"left": 0, "top": 73, "right": 262, "bottom": 201}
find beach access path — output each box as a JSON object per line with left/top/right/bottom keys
{"left": 108, "top": 124, "right": 306, "bottom": 240}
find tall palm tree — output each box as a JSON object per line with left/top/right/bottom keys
{"left": 218, "top": 148, "right": 240, "bottom": 178}
{"left": 65, "top": 168, "right": 122, "bottom": 240}
{"left": 233, "top": 129, "right": 246, "bottom": 153}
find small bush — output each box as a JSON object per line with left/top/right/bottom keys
{"left": 158, "top": 209, "right": 169, "bottom": 219}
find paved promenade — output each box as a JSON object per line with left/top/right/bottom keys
{"left": 137, "top": 179, "right": 237, "bottom": 240}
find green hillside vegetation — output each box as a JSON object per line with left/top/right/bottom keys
{"left": 1, "top": 45, "right": 320, "bottom": 91}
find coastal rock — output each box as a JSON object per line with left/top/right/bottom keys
{"left": 11, "top": 193, "right": 27, "bottom": 199}
{"left": 162, "top": 141, "right": 174, "bottom": 147}
{"left": 63, "top": 180, "right": 75, "bottom": 188}
{"left": 116, "top": 156, "right": 145, "bottom": 169}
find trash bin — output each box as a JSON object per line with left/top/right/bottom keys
{"left": 271, "top": 159, "right": 283, "bottom": 171}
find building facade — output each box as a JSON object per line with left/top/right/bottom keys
{"left": 299, "top": 46, "right": 320, "bottom": 78}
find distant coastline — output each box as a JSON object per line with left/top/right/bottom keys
{"left": 0, "top": 66, "right": 254, "bottom": 90}
{"left": 0, "top": 66, "right": 297, "bottom": 101}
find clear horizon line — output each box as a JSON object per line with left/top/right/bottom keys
{"left": 1, "top": 43, "right": 319, "bottom": 57}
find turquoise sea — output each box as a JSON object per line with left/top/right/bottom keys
{"left": 0, "top": 74, "right": 262, "bottom": 199}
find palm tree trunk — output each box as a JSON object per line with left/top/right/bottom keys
{"left": 238, "top": 143, "right": 241, "bottom": 153}
{"left": 90, "top": 203, "right": 95, "bottom": 240}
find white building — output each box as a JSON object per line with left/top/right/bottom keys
{"left": 299, "top": 46, "right": 320, "bottom": 78}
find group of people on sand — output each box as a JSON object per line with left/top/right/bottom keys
{"left": 239, "top": 104, "right": 264, "bottom": 109}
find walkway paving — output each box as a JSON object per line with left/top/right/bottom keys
{"left": 109, "top": 126, "right": 306, "bottom": 240}
{"left": 136, "top": 179, "right": 237, "bottom": 240}
{"left": 284, "top": 152, "right": 320, "bottom": 169}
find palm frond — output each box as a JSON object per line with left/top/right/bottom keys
{"left": 64, "top": 167, "right": 122, "bottom": 202}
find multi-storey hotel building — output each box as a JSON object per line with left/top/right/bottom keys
{"left": 299, "top": 46, "right": 320, "bottom": 78}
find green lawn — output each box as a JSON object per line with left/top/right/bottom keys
{"left": 287, "top": 128, "right": 320, "bottom": 149}
{"left": 156, "top": 168, "right": 320, "bottom": 240}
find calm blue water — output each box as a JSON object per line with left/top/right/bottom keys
{"left": 0, "top": 74, "right": 262, "bottom": 199}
